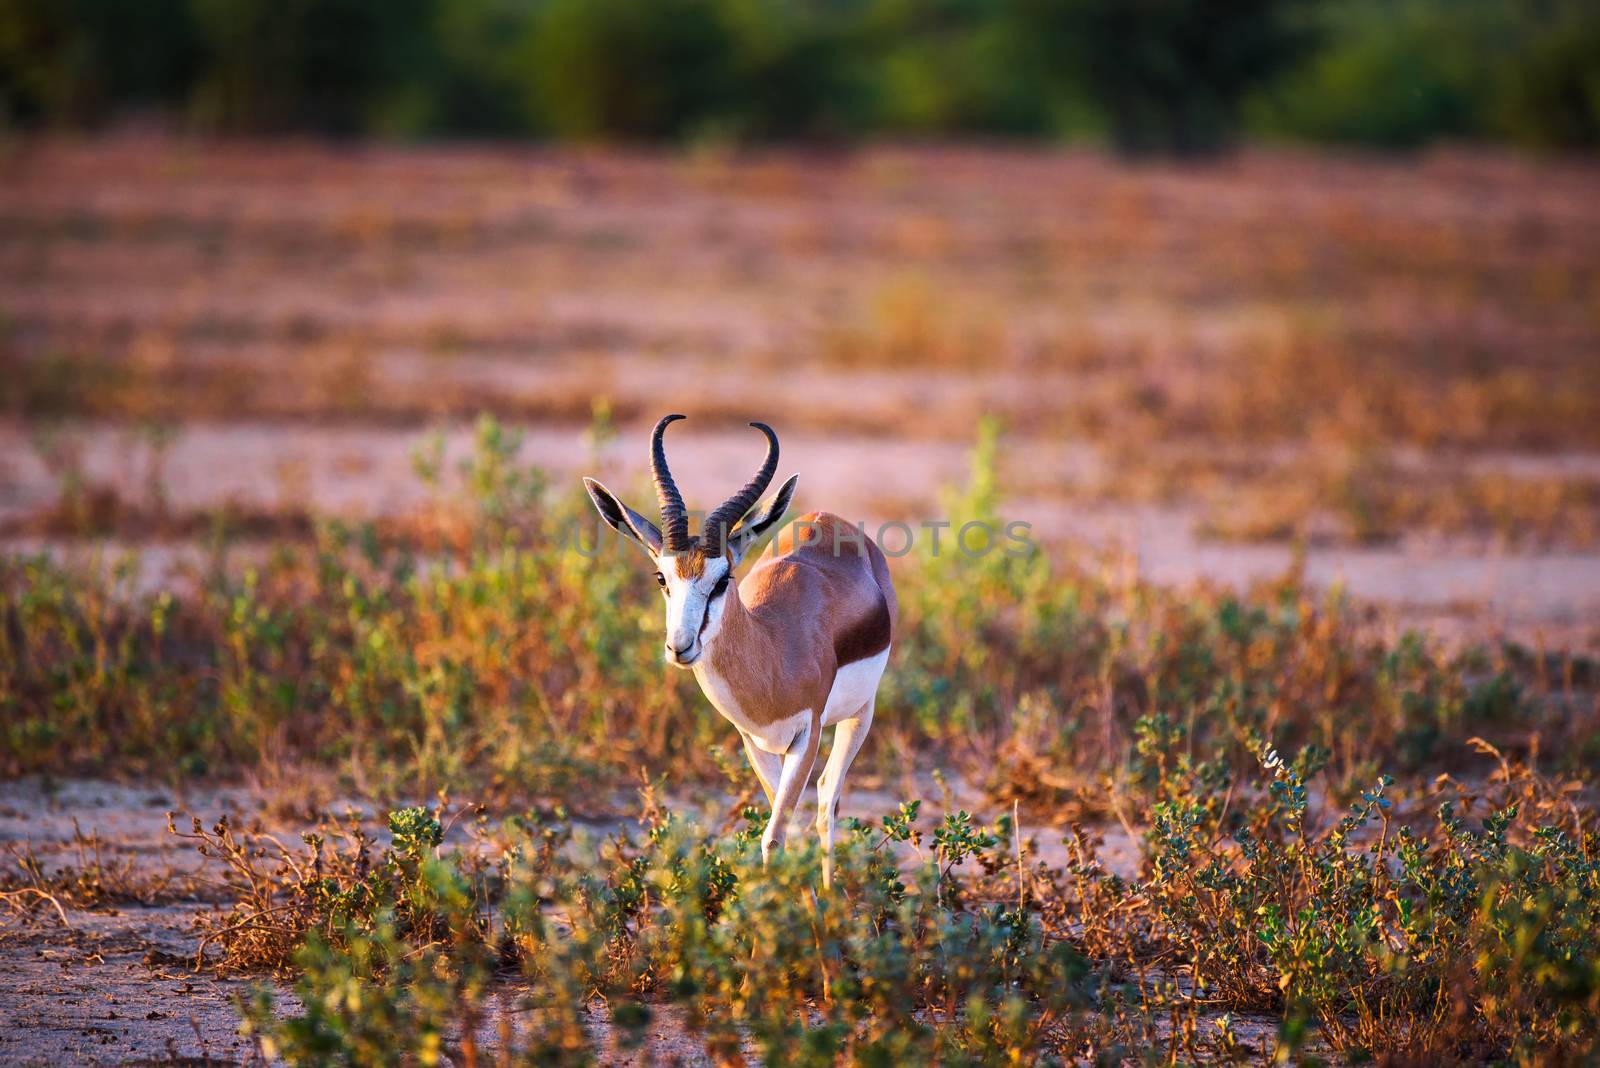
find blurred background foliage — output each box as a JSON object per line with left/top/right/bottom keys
{"left": 1, "top": 0, "right": 1596, "bottom": 152}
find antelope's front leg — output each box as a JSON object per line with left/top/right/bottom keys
{"left": 762, "top": 712, "right": 821, "bottom": 865}
{"left": 740, "top": 731, "right": 780, "bottom": 807}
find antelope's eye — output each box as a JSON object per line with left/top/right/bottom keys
{"left": 710, "top": 572, "right": 730, "bottom": 598}
{"left": 654, "top": 571, "right": 667, "bottom": 588}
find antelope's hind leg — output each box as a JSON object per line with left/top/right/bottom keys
{"left": 815, "top": 697, "right": 875, "bottom": 888}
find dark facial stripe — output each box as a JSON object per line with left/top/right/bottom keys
{"left": 697, "top": 572, "right": 731, "bottom": 638}
{"left": 834, "top": 590, "right": 891, "bottom": 666}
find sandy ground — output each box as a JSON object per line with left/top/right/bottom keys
{"left": 0, "top": 781, "right": 266, "bottom": 1064}
{"left": 0, "top": 903, "right": 261, "bottom": 1065}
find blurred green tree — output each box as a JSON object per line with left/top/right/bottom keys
{"left": 1251, "top": 0, "right": 1518, "bottom": 147}
{"left": 0, "top": 0, "right": 196, "bottom": 126}
{"left": 1492, "top": 2, "right": 1600, "bottom": 149}
{"left": 1, "top": 0, "right": 1596, "bottom": 151}
{"left": 858, "top": 0, "right": 1055, "bottom": 135}
{"left": 714, "top": 0, "right": 874, "bottom": 140}
{"left": 1251, "top": 0, "right": 1600, "bottom": 151}
{"left": 419, "top": 0, "right": 537, "bottom": 136}
{"left": 516, "top": 0, "right": 736, "bottom": 140}
{"left": 188, "top": 0, "right": 432, "bottom": 134}
{"left": 1008, "top": 0, "right": 1315, "bottom": 154}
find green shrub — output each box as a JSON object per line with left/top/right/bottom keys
{"left": 241, "top": 798, "right": 1100, "bottom": 1065}
{"left": 223, "top": 738, "right": 1600, "bottom": 1064}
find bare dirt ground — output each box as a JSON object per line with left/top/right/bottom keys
{"left": 0, "top": 780, "right": 261, "bottom": 1064}
{"left": 0, "top": 903, "right": 257, "bottom": 1065}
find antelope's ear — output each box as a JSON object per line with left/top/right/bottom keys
{"left": 727, "top": 473, "right": 798, "bottom": 565}
{"left": 583, "top": 478, "right": 663, "bottom": 556}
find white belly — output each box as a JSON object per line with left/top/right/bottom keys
{"left": 694, "top": 646, "right": 890, "bottom": 756}
{"left": 821, "top": 648, "right": 890, "bottom": 727}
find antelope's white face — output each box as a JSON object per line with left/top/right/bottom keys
{"left": 654, "top": 550, "right": 733, "bottom": 667}
{"left": 583, "top": 415, "right": 798, "bottom": 670}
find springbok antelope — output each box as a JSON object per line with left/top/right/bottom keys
{"left": 583, "top": 415, "right": 896, "bottom": 886}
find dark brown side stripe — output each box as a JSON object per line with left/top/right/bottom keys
{"left": 835, "top": 589, "right": 891, "bottom": 666}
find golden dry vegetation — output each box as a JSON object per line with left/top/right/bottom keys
{"left": 2, "top": 138, "right": 1599, "bottom": 1065}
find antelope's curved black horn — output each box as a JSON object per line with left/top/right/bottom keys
{"left": 651, "top": 414, "right": 690, "bottom": 551}
{"left": 704, "top": 421, "right": 779, "bottom": 556}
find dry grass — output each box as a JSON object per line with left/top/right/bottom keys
{"left": 1, "top": 818, "right": 194, "bottom": 922}
{"left": 3, "top": 140, "right": 1598, "bottom": 549}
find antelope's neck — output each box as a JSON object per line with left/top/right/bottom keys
{"left": 693, "top": 584, "right": 803, "bottom": 742}
{"left": 703, "top": 582, "right": 770, "bottom": 677}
